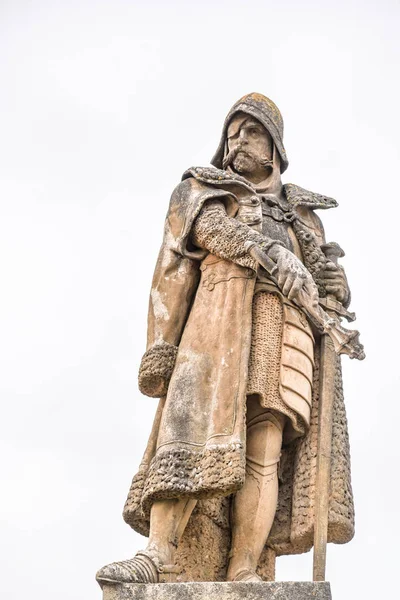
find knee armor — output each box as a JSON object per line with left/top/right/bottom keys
{"left": 246, "top": 411, "right": 283, "bottom": 477}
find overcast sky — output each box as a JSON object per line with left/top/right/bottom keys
{"left": 1, "top": 1, "right": 399, "bottom": 599}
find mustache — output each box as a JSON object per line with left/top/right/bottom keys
{"left": 223, "top": 145, "right": 274, "bottom": 170}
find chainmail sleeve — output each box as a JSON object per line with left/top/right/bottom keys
{"left": 191, "top": 199, "right": 280, "bottom": 270}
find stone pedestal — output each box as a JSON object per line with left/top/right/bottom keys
{"left": 102, "top": 581, "right": 332, "bottom": 600}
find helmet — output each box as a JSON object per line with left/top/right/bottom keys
{"left": 211, "top": 92, "right": 289, "bottom": 173}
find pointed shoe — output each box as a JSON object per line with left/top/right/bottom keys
{"left": 96, "top": 552, "right": 159, "bottom": 587}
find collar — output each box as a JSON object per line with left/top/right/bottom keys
{"left": 283, "top": 183, "right": 338, "bottom": 210}
{"left": 182, "top": 167, "right": 338, "bottom": 210}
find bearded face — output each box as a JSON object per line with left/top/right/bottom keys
{"left": 224, "top": 113, "right": 274, "bottom": 184}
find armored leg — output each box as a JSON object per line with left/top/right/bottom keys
{"left": 227, "top": 397, "right": 285, "bottom": 582}
{"left": 96, "top": 497, "right": 196, "bottom": 585}
{"left": 147, "top": 497, "right": 197, "bottom": 566}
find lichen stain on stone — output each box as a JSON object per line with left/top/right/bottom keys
{"left": 154, "top": 328, "right": 164, "bottom": 344}
{"left": 179, "top": 347, "right": 203, "bottom": 365}
{"left": 160, "top": 229, "right": 176, "bottom": 268}
{"left": 151, "top": 288, "right": 170, "bottom": 321}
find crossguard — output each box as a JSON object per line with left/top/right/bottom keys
{"left": 297, "top": 290, "right": 365, "bottom": 360}
{"left": 324, "top": 317, "right": 365, "bottom": 360}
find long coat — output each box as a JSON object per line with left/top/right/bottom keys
{"left": 123, "top": 166, "right": 354, "bottom": 557}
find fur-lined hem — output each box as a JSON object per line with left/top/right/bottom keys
{"left": 270, "top": 513, "right": 355, "bottom": 556}
{"left": 123, "top": 443, "right": 245, "bottom": 534}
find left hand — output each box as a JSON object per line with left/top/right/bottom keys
{"left": 320, "top": 261, "right": 349, "bottom": 304}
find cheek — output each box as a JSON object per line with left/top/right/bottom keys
{"left": 253, "top": 140, "right": 264, "bottom": 154}
{"left": 247, "top": 140, "right": 265, "bottom": 158}
{"left": 248, "top": 136, "right": 267, "bottom": 154}
{"left": 261, "top": 137, "right": 273, "bottom": 155}
{"left": 255, "top": 138, "right": 271, "bottom": 155}
{"left": 227, "top": 139, "right": 238, "bottom": 152}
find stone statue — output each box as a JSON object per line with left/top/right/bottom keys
{"left": 96, "top": 93, "right": 363, "bottom": 589}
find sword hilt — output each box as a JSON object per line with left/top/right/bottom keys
{"left": 320, "top": 241, "right": 345, "bottom": 266}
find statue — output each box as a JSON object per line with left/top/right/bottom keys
{"left": 96, "top": 93, "right": 364, "bottom": 589}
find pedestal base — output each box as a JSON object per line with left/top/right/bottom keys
{"left": 102, "top": 581, "right": 332, "bottom": 600}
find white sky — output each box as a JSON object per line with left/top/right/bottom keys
{"left": 1, "top": 1, "right": 399, "bottom": 598}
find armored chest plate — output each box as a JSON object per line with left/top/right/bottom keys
{"left": 261, "top": 195, "right": 295, "bottom": 252}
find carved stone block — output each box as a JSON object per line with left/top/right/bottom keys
{"left": 102, "top": 581, "right": 332, "bottom": 600}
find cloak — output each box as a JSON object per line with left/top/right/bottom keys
{"left": 123, "top": 166, "right": 354, "bottom": 564}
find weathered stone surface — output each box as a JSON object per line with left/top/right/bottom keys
{"left": 102, "top": 581, "right": 332, "bottom": 600}
{"left": 97, "top": 92, "right": 361, "bottom": 589}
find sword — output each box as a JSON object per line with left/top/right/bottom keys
{"left": 244, "top": 239, "right": 365, "bottom": 580}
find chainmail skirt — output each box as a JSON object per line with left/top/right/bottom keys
{"left": 246, "top": 290, "right": 307, "bottom": 441}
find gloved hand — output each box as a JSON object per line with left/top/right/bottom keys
{"left": 318, "top": 261, "right": 350, "bottom": 305}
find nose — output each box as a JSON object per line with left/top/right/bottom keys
{"left": 239, "top": 128, "right": 248, "bottom": 145}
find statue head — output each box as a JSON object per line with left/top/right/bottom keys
{"left": 211, "top": 93, "right": 289, "bottom": 179}
{"left": 223, "top": 113, "right": 275, "bottom": 183}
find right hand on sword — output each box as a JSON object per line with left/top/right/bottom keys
{"left": 258, "top": 244, "right": 319, "bottom": 305}
{"left": 245, "top": 241, "right": 365, "bottom": 359}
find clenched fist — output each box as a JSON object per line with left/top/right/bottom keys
{"left": 319, "top": 261, "right": 350, "bottom": 305}
{"left": 249, "top": 243, "right": 319, "bottom": 305}
{"left": 269, "top": 245, "right": 319, "bottom": 303}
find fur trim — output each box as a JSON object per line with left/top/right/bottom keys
{"left": 122, "top": 467, "right": 149, "bottom": 536}
{"left": 123, "top": 443, "right": 245, "bottom": 534}
{"left": 269, "top": 347, "right": 354, "bottom": 555}
{"left": 138, "top": 343, "right": 178, "bottom": 398}
{"left": 182, "top": 166, "right": 255, "bottom": 192}
{"left": 181, "top": 170, "right": 338, "bottom": 212}
{"left": 284, "top": 183, "right": 338, "bottom": 210}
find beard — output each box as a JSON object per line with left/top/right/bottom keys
{"left": 222, "top": 145, "right": 273, "bottom": 173}
{"left": 232, "top": 151, "right": 259, "bottom": 174}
